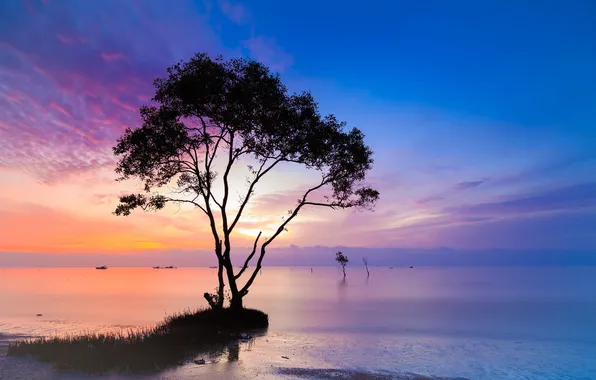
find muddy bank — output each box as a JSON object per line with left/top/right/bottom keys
{"left": 0, "top": 332, "right": 469, "bottom": 380}
{"left": 0, "top": 357, "right": 470, "bottom": 380}
{"left": 277, "top": 367, "right": 469, "bottom": 379}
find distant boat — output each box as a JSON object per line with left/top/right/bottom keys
{"left": 164, "top": 266, "right": 177, "bottom": 269}
{"left": 95, "top": 266, "right": 108, "bottom": 270}
{"left": 208, "top": 266, "right": 218, "bottom": 269}
{"left": 152, "top": 266, "right": 161, "bottom": 269}
{"left": 409, "top": 266, "right": 414, "bottom": 269}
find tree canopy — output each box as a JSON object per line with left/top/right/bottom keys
{"left": 113, "top": 53, "right": 379, "bottom": 309}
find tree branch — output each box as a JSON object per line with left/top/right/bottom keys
{"left": 192, "top": 134, "right": 223, "bottom": 210}
{"left": 180, "top": 146, "right": 222, "bottom": 256}
{"left": 220, "top": 130, "right": 237, "bottom": 261}
{"left": 302, "top": 201, "right": 341, "bottom": 210}
{"left": 221, "top": 132, "right": 235, "bottom": 212}
{"left": 261, "top": 180, "right": 327, "bottom": 247}
{"left": 239, "top": 179, "right": 328, "bottom": 295}
{"left": 228, "top": 158, "right": 283, "bottom": 233}
{"left": 209, "top": 192, "right": 223, "bottom": 210}
{"left": 234, "top": 231, "right": 262, "bottom": 280}
{"left": 207, "top": 130, "right": 224, "bottom": 168}
{"left": 163, "top": 196, "right": 208, "bottom": 215}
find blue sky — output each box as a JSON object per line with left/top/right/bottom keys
{"left": 0, "top": 0, "right": 595, "bottom": 260}
{"left": 234, "top": 0, "right": 596, "bottom": 249}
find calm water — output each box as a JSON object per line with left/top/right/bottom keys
{"left": 1, "top": 266, "right": 595, "bottom": 379}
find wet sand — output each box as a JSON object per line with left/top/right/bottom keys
{"left": 0, "top": 333, "right": 468, "bottom": 380}
{"left": 0, "top": 358, "right": 467, "bottom": 380}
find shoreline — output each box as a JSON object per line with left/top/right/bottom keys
{"left": 0, "top": 358, "right": 469, "bottom": 380}
{"left": 0, "top": 333, "right": 29, "bottom": 355}
{"left": 0, "top": 332, "right": 469, "bottom": 380}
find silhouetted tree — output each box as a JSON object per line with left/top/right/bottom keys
{"left": 112, "top": 53, "right": 379, "bottom": 310}
{"left": 362, "top": 256, "right": 370, "bottom": 277}
{"left": 336, "top": 251, "right": 349, "bottom": 278}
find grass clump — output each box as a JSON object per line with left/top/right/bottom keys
{"left": 7, "top": 308, "right": 268, "bottom": 374}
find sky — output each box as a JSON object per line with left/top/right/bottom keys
{"left": 0, "top": 0, "right": 595, "bottom": 266}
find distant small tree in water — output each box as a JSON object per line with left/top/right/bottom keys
{"left": 362, "top": 256, "right": 370, "bottom": 277}
{"left": 335, "top": 251, "right": 349, "bottom": 278}
{"left": 112, "top": 53, "right": 379, "bottom": 310}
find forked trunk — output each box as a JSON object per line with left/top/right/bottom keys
{"left": 227, "top": 266, "right": 245, "bottom": 310}
{"left": 223, "top": 254, "right": 243, "bottom": 308}
{"left": 222, "top": 235, "right": 268, "bottom": 311}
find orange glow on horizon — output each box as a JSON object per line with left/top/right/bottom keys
{"left": 0, "top": 165, "right": 395, "bottom": 255}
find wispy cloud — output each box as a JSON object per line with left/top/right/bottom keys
{"left": 411, "top": 178, "right": 488, "bottom": 206}
{"left": 0, "top": 0, "right": 220, "bottom": 184}
{"left": 100, "top": 51, "right": 128, "bottom": 63}
{"left": 445, "top": 182, "right": 596, "bottom": 216}
{"left": 413, "top": 195, "right": 445, "bottom": 205}
{"left": 455, "top": 178, "right": 488, "bottom": 190}
{"left": 56, "top": 33, "right": 85, "bottom": 45}
{"left": 242, "top": 36, "right": 293, "bottom": 72}
{"left": 495, "top": 152, "right": 596, "bottom": 187}
{"left": 430, "top": 211, "right": 596, "bottom": 250}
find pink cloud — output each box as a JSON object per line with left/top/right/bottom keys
{"left": 0, "top": 34, "right": 152, "bottom": 185}
{"left": 413, "top": 195, "right": 445, "bottom": 205}
{"left": 5, "top": 92, "right": 25, "bottom": 103}
{"left": 56, "top": 33, "right": 85, "bottom": 45}
{"left": 111, "top": 96, "right": 139, "bottom": 112}
{"left": 0, "top": 0, "right": 287, "bottom": 192}
{"left": 48, "top": 101, "right": 72, "bottom": 118}
{"left": 100, "top": 52, "right": 127, "bottom": 63}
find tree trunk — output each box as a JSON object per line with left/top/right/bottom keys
{"left": 216, "top": 259, "right": 225, "bottom": 309}
{"left": 222, "top": 254, "right": 243, "bottom": 308}
{"left": 229, "top": 293, "right": 244, "bottom": 310}
{"left": 204, "top": 261, "right": 225, "bottom": 310}
{"left": 221, "top": 249, "right": 246, "bottom": 310}
{"left": 342, "top": 265, "right": 346, "bottom": 278}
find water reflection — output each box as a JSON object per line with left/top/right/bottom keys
{"left": 1, "top": 266, "right": 596, "bottom": 342}
{"left": 226, "top": 341, "right": 240, "bottom": 362}
{"left": 2, "top": 267, "right": 596, "bottom": 379}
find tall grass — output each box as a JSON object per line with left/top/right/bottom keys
{"left": 8, "top": 308, "right": 268, "bottom": 374}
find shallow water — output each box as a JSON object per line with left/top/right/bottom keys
{"left": 1, "top": 266, "right": 595, "bottom": 379}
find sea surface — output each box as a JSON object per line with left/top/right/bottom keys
{"left": 0, "top": 266, "right": 595, "bottom": 379}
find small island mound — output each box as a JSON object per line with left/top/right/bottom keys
{"left": 8, "top": 308, "right": 268, "bottom": 374}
